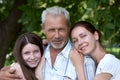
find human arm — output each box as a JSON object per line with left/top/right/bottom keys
{"left": 35, "top": 57, "right": 45, "bottom": 80}
{"left": 0, "top": 66, "right": 22, "bottom": 80}
{"left": 70, "top": 49, "right": 86, "bottom": 80}
{"left": 95, "top": 73, "right": 112, "bottom": 80}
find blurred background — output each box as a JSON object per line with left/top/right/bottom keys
{"left": 0, "top": 0, "right": 120, "bottom": 69}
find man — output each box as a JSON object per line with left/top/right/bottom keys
{"left": 0, "top": 6, "right": 96, "bottom": 80}
{"left": 41, "top": 6, "right": 76, "bottom": 80}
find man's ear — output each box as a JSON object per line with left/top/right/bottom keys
{"left": 41, "top": 24, "right": 44, "bottom": 30}
{"left": 94, "top": 31, "right": 99, "bottom": 41}
{"left": 41, "top": 24, "right": 45, "bottom": 34}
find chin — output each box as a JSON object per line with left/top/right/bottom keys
{"left": 82, "top": 51, "right": 89, "bottom": 55}
{"left": 30, "top": 66, "right": 37, "bottom": 68}
{"left": 28, "top": 65, "right": 37, "bottom": 68}
{"left": 51, "top": 41, "right": 66, "bottom": 49}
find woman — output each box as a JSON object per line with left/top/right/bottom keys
{"left": 70, "top": 21, "right": 120, "bottom": 80}
{"left": 10, "top": 32, "right": 44, "bottom": 80}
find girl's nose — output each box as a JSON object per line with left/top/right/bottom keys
{"left": 30, "top": 53, "right": 35, "bottom": 59}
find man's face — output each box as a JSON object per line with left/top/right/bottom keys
{"left": 42, "top": 14, "right": 69, "bottom": 49}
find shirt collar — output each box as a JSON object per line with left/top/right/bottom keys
{"left": 61, "top": 40, "right": 73, "bottom": 58}
{"left": 44, "top": 40, "right": 73, "bottom": 59}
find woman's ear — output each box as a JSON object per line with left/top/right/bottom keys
{"left": 94, "top": 31, "right": 99, "bottom": 41}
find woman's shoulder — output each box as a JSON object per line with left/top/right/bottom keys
{"left": 97, "top": 54, "right": 120, "bottom": 72}
{"left": 100, "top": 54, "right": 120, "bottom": 64}
{"left": 96, "top": 54, "right": 120, "bottom": 79}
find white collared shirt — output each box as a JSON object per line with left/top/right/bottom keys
{"left": 42, "top": 40, "right": 96, "bottom": 80}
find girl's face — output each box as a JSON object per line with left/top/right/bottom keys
{"left": 71, "top": 26, "right": 99, "bottom": 55}
{"left": 22, "top": 43, "right": 41, "bottom": 68}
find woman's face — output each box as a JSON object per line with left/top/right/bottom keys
{"left": 71, "top": 26, "right": 99, "bottom": 55}
{"left": 22, "top": 43, "right": 41, "bottom": 68}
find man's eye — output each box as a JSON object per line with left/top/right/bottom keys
{"left": 49, "top": 29, "right": 54, "bottom": 32}
{"left": 59, "top": 28, "right": 65, "bottom": 32}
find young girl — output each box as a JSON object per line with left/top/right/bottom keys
{"left": 70, "top": 21, "right": 120, "bottom": 80}
{"left": 10, "top": 32, "right": 44, "bottom": 80}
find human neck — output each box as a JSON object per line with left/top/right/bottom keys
{"left": 91, "top": 44, "right": 106, "bottom": 64}
{"left": 50, "top": 46, "right": 63, "bottom": 53}
{"left": 50, "top": 46, "right": 64, "bottom": 67}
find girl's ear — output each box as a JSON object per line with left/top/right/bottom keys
{"left": 94, "top": 31, "right": 99, "bottom": 41}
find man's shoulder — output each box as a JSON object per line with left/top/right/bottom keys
{"left": 65, "top": 58, "right": 77, "bottom": 79}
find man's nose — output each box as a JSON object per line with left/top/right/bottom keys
{"left": 54, "top": 30, "right": 60, "bottom": 38}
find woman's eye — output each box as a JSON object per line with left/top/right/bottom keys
{"left": 72, "top": 40, "right": 78, "bottom": 44}
{"left": 81, "top": 34, "right": 86, "bottom": 38}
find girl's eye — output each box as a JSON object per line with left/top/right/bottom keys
{"left": 23, "top": 51, "right": 29, "bottom": 55}
{"left": 34, "top": 50, "right": 40, "bottom": 53}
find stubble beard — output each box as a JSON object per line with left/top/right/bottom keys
{"left": 50, "top": 41, "right": 67, "bottom": 49}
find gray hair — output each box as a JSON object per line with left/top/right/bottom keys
{"left": 41, "top": 6, "right": 70, "bottom": 25}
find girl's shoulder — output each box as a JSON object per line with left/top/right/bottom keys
{"left": 10, "top": 62, "right": 26, "bottom": 80}
{"left": 10, "top": 62, "right": 21, "bottom": 70}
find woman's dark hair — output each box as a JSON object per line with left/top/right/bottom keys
{"left": 13, "top": 32, "right": 44, "bottom": 80}
{"left": 70, "top": 21, "right": 101, "bottom": 42}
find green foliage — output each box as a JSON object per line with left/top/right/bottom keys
{"left": 18, "top": 1, "right": 42, "bottom": 32}
{"left": 4, "top": 53, "right": 15, "bottom": 66}
{"left": 0, "top": 0, "right": 14, "bottom": 20}
{"left": 1, "top": 0, "right": 120, "bottom": 65}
